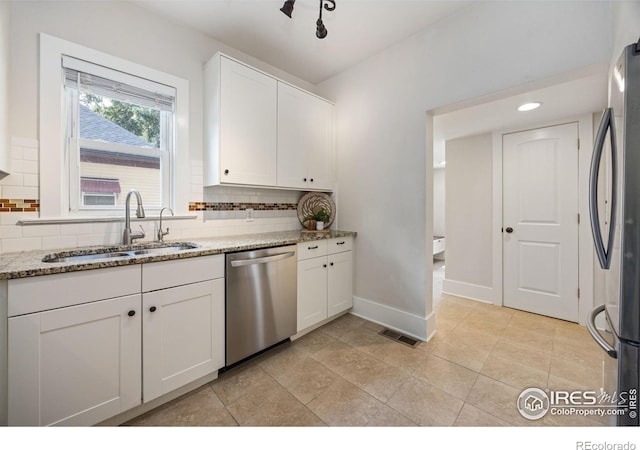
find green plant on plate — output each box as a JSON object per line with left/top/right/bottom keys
{"left": 305, "top": 208, "right": 330, "bottom": 223}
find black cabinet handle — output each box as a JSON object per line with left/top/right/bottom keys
{"left": 310, "top": 178, "right": 314, "bottom": 182}
{"left": 308, "top": 245, "right": 319, "bottom": 250}
{"left": 323, "top": 264, "right": 327, "bottom": 268}
{"left": 303, "top": 178, "right": 307, "bottom": 182}
{"left": 330, "top": 262, "right": 334, "bottom": 266}
{"left": 224, "top": 169, "right": 229, "bottom": 175}
{"left": 128, "top": 310, "right": 136, "bottom": 317}
{"left": 149, "top": 306, "right": 157, "bottom": 313}
{"left": 336, "top": 241, "right": 345, "bottom": 245}
{"left": 505, "top": 227, "right": 514, "bottom": 234}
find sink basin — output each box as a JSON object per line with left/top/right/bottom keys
{"left": 42, "top": 242, "right": 199, "bottom": 263}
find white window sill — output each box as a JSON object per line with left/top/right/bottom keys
{"left": 17, "top": 215, "right": 198, "bottom": 226}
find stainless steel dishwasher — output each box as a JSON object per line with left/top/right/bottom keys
{"left": 225, "top": 245, "right": 297, "bottom": 366}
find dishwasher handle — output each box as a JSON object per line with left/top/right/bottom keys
{"left": 230, "top": 251, "right": 295, "bottom": 267}
{"left": 586, "top": 304, "right": 617, "bottom": 359}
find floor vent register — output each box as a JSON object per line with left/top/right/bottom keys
{"left": 379, "top": 329, "right": 420, "bottom": 348}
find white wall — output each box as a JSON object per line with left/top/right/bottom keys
{"left": 317, "top": 1, "right": 612, "bottom": 339}
{"left": 611, "top": 2, "right": 640, "bottom": 63}
{"left": 444, "top": 134, "right": 493, "bottom": 289}
{"left": 432, "top": 169, "right": 445, "bottom": 237}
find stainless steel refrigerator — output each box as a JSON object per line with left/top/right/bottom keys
{"left": 588, "top": 39, "right": 640, "bottom": 426}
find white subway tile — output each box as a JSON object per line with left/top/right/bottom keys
{"left": 10, "top": 147, "right": 24, "bottom": 160}
{"left": 0, "top": 212, "right": 35, "bottom": 225}
{"left": 0, "top": 225, "right": 22, "bottom": 239}
{"left": 59, "top": 223, "right": 95, "bottom": 236}
{"left": 23, "top": 147, "right": 38, "bottom": 161}
{"left": 22, "top": 224, "right": 61, "bottom": 237}
{"left": 1, "top": 186, "right": 38, "bottom": 199}
{"left": 23, "top": 174, "right": 39, "bottom": 187}
{"left": 42, "top": 235, "right": 78, "bottom": 251}
{"left": 2, "top": 237, "right": 42, "bottom": 253}
{"left": 0, "top": 173, "right": 24, "bottom": 187}
{"left": 11, "top": 137, "right": 39, "bottom": 148}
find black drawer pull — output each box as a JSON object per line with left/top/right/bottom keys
{"left": 149, "top": 306, "right": 157, "bottom": 313}
{"left": 308, "top": 245, "right": 319, "bottom": 250}
{"left": 128, "top": 310, "right": 136, "bottom": 317}
{"left": 336, "top": 241, "right": 345, "bottom": 245}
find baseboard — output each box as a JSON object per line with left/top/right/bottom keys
{"left": 351, "top": 296, "right": 432, "bottom": 341}
{"left": 443, "top": 279, "right": 498, "bottom": 305}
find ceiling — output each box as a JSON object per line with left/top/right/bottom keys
{"left": 432, "top": 65, "right": 609, "bottom": 167}
{"left": 133, "top": 0, "right": 472, "bottom": 84}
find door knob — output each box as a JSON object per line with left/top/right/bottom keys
{"left": 505, "top": 227, "right": 514, "bottom": 234}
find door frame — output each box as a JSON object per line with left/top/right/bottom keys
{"left": 491, "top": 114, "right": 594, "bottom": 325}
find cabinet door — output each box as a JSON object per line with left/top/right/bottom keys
{"left": 220, "top": 57, "right": 277, "bottom": 186}
{"left": 306, "top": 95, "right": 334, "bottom": 191}
{"left": 297, "top": 256, "right": 328, "bottom": 332}
{"left": 143, "top": 279, "right": 225, "bottom": 402}
{"left": 277, "top": 82, "right": 308, "bottom": 189}
{"left": 328, "top": 251, "right": 353, "bottom": 317}
{"left": 8, "top": 294, "right": 141, "bottom": 426}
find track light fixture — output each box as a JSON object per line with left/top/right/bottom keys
{"left": 280, "top": 0, "right": 336, "bottom": 39}
{"left": 280, "top": 0, "right": 295, "bottom": 18}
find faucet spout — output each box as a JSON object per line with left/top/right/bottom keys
{"left": 123, "top": 189, "right": 146, "bottom": 245}
{"left": 157, "top": 207, "right": 174, "bottom": 242}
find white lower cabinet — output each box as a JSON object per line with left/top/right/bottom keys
{"left": 8, "top": 294, "right": 142, "bottom": 426}
{"left": 6, "top": 255, "right": 226, "bottom": 426}
{"left": 297, "top": 237, "right": 354, "bottom": 332}
{"left": 142, "top": 278, "right": 225, "bottom": 402}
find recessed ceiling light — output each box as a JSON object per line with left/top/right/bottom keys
{"left": 518, "top": 102, "right": 542, "bottom": 112}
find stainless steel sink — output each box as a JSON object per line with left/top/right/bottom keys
{"left": 42, "top": 242, "right": 199, "bottom": 263}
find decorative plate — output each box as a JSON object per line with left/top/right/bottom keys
{"left": 297, "top": 192, "right": 336, "bottom": 228}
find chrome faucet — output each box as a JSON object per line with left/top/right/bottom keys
{"left": 123, "top": 189, "right": 146, "bottom": 245}
{"left": 157, "top": 207, "right": 174, "bottom": 242}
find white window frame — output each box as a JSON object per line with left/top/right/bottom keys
{"left": 82, "top": 192, "right": 118, "bottom": 207}
{"left": 39, "top": 33, "right": 190, "bottom": 218}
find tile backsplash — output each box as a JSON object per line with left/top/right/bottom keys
{"left": 0, "top": 138, "right": 313, "bottom": 254}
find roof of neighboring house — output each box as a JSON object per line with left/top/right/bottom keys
{"left": 79, "top": 104, "right": 155, "bottom": 149}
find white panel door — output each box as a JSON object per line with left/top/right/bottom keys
{"left": 328, "top": 251, "right": 353, "bottom": 317}
{"left": 8, "top": 294, "right": 141, "bottom": 426}
{"left": 143, "top": 279, "right": 225, "bottom": 402}
{"left": 503, "top": 123, "right": 579, "bottom": 321}
{"left": 220, "top": 57, "right": 277, "bottom": 186}
{"left": 297, "top": 257, "right": 328, "bottom": 331}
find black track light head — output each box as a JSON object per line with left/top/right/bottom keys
{"left": 280, "top": 0, "right": 295, "bottom": 18}
{"left": 316, "top": 17, "right": 327, "bottom": 39}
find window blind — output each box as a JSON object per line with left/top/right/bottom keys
{"left": 62, "top": 55, "right": 175, "bottom": 112}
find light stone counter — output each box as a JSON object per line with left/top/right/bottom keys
{"left": 0, "top": 230, "right": 356, "bottom": 280}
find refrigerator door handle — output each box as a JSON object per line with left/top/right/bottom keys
{"left": 586, "top": 304, "right": 617, "bottom": 358}
{"left": 589, "top": 107, "right": 618, "bottom": 269}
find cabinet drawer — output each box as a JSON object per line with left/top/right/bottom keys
{"left": 297, "top": 240, "right": 328, "bottom": 261}
{"left": 8, "top": 265, "right": 141, "bottom": 317}
{"left": 142, "top": 255, "right": 224, "bottom": 292}
{"left": 328, "top": 236, "right": 353, "bottom": 254}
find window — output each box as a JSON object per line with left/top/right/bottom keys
{"left": 63, "top": 56, "right": 175, "bottom": 211}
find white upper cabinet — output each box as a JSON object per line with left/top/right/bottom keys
{"left": 204, "top": 53, "right": 333, "bottom": 191}
{"left": 204, "top": 55, "right": 277, "bottom": 186}
{"left": 277, "top": 82, "right": 333, "bottom": 191}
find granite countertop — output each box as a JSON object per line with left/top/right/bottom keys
{"left": 0, "top": 229, "right": 357, "bottom": 280}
